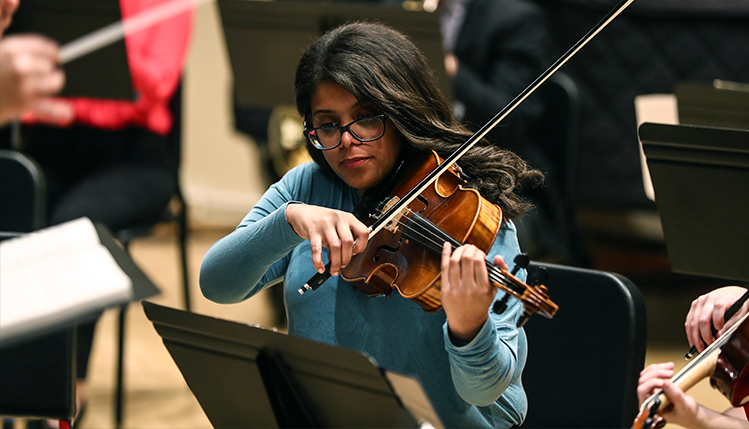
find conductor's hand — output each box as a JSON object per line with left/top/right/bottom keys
{"left": 685, "top": 286, "right": 748, "bottom": 353}
{"left": 0, "top": 35, "right": 64, "bottom": 126}
{"left": 441, "top": 243, "right": 504, "bottom": 343}
{"left": 286, "top": 203, "right": 368, "bottom": 277}
{"left": 0, "top": 0, "right": 19, "bottom": 35}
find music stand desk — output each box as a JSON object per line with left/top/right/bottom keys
{"left": 0, "top": 223, "right": 160, "bottom": 348}
{"left": 0, "top": 224, "right": 159, "bottom": 420}
{"left": 218, "top": 0, "right": 450, "bottom": 109}
{"left": 143, "top": 301, "right": 444, "bottom": 428}
{"left": 639, "top": 122, "right": 749, "bottom": 283}
{"left": 674, "top": 82, "right": 749, "bottom": 130}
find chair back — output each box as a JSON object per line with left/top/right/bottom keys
{"left": 0, "top": 149, "right": 47, "bottom": 232}
{"left": 521, "top": 261, "right": 647, "bottom": 428}
{"left": 114, "top": 82, "right": 184, "bottom": 244}
{"left": 538, "top": 72, "right": 580, "bottom": 207}
{"left": 534, "top": 72, "right": 587, "bottom": 265}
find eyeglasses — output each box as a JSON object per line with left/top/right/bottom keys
{"left": 304, "top": 114, "right": 386, "bottom": 150}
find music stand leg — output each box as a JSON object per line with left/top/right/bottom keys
{"left": 115, "top": 305, "right": 127, "bottom": 429}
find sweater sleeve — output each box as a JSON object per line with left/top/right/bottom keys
{"left": 199, "top": 168, "right": 309, "bottom": 304}
{"left": 442, "top": 220, "right": 526, "bottom": 406}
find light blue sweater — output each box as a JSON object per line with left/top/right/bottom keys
{"left": 200, "top": 162, "right": 528, "bottom": 428}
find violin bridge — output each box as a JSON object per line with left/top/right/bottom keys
{"left": 378, "top": 196, "right": 407, "bottom": 234}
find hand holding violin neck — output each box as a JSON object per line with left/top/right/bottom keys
{"left": 634, "top": 352, "right": 719, "bottom": 429}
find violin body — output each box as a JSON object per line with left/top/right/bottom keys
{"left": 711, "top": 316, "right": 749, "bottom": 406}
{"left": 341, "top": 151, "right": 502, "bottom": 312}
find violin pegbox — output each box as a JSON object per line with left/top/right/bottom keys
{"left": 496, "top": 255, "right": 558, "bottom": 327}
{"left": 492, "top": 254, "right": 530, "bottom": 315}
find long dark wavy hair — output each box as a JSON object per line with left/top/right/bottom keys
{"left": 295, "top": 21, "right": 542, "bottom": 219}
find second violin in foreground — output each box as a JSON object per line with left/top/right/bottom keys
{"left": 633, "top": 311, "right": 749, "bottom": 429}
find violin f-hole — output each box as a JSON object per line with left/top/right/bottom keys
{"left": 415, "top": 194, "right": 429, "bottom": 212}
{"left": 374, "top": 241, "right": 402, "bottom": 262}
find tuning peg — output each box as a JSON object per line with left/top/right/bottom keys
{"left": 511, "top": 253, "right": 530, "bottom": 275}
{"left": 492, "top": 293, "right": 510, "bottom": 314}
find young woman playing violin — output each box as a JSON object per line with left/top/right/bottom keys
{"left": 200, "top": 21, "right": 542, "bottom": 428}
{"left": 637, "top": 286, "right": 749, "bottom": 429}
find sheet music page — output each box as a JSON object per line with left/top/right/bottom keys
{"left": 0, "top": 218, "right": 133, "bottom": 342}
{"left": 384, "top": 370, "right": 445, "bottom": 429}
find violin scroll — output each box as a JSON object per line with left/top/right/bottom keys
{"left": 632, "top": 397, "right": 665, "bottom": 429}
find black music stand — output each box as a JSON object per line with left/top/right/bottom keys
{"left": 0, "top": 223, "right": 160, "bottom": 348}
{"left": 7, "top": 0, "right": 134, "bottom": 100}
{"left": 0, "top": 233, "right": 75, "bottom": 422}
{"left": 639, "top": 122, "right": 749, "bottom": 283}
{"left": 218, "top": 0, "right": 450, "bottom": 109}
{"left": 0, "top": 225, "right": 159, "bottom": 422}
{"left": 143, "top": 301, "right": 444, "bottom": 429}
{"left": 674, "top": 82, "right": 749, "bottom": 130}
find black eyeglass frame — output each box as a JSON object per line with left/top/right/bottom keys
{"left": 303, "top": 113, "right": 387, "bottom": 151}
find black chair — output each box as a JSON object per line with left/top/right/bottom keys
{"left": 0, "top": 148, "right": 47, "bottom": 232}
{"left": 532, "top": 72, "right": 587, "bottom": 266}
{"left": 114, "top": 83, "right": 190, "bottom": 312}
{"left": 538, "top": 72, "right": 580, "bottom": 208}
{"left": 521, "top": 261, "right": 648, "bottom": 428}
{"left": 0, "top": 150, "right": 76, "bottom": 428}
{"left": 111, "top": 84, "right": 189, "bottom": 429}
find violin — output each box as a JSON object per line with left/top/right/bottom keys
{"left": 298, "top": 0, "right": 639, "bottom": 321}
{"left": 339, "top": 150, "right": 557, "bottom": 320}
{"left": 633, "top": 311, "right": 749, "bottom": 429}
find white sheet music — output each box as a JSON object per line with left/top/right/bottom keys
{"left": 0, "top": 218, "right": 133, "bottom": 343}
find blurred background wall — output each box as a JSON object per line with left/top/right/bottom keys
{"left": 182, "top": 2, "right": 266, "bottom": 229}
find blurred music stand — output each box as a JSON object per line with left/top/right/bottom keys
{"left": 143, "top": 301, "right": 444, "bottom": 429}
{"left": 7, "top": 0, "right": 134, "bottom": 100}
{"left": 0, "top": 225, "right": 159, "bottom": 424}
{"left": 639, "top": 122, "right": 749, "bottom": 283}
{"left": 0, "top": 223, "right": 160, "bottom": 349}
{"left": 218, "top": 0, "right": 450, "bottom": 110}
{"left": 675, "top": 81, "right": 749, "bottom": 130}
{"left": 0, "top": 233, "right": 76, "bottom": 424}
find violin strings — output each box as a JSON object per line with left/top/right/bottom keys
{"left": 643, "top": 309, "right": 749, "bottom": 413}
{"left": 370, "top": 206, "right": 515, "bottom": 288}
{"left": 672, "top": 310, "right": 749, "bottom": 385}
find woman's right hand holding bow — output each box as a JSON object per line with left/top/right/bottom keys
{"left": 286, "top": 203, "right": 369, "bottom": 277}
